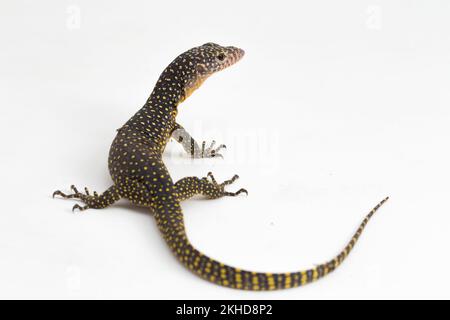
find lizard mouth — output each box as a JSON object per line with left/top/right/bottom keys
{"left": 224, "top": 47, "right": 245, "bottom": 68}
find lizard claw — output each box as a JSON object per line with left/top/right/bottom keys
{"left": 206, "top": 172, "right": 248, "bottom": 197}
{"left": 224, "top": 188, "right": 248, "bottom": 197}
{"left": 53, "top": 190, "right": 65, "bottom": 198}
{"left": 220, "top": 174, "right": 239, "bottom": 187}
{"left": 53, "top": 189, "right": 78, "bottom": 199}
{"left": 72, "top": 204, "right": 89, "bottom": 212}
{"left": 200, "top": 141, "right": 226, "bottom": 158}
{"left": 53, "top": 185, "right": 98, "bottom": 212}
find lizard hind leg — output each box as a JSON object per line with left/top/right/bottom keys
{"left": 174, "top": 173, "right": 248, "bottom": 201}
{"left": 53, "top": 185, "right": 121, "bottom": 212}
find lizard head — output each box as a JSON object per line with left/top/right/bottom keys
{"left": 175, "top": 43, "right": 245, "bottom": 102}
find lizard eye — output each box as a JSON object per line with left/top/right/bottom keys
{"left": 216, "top": 53, "right": 225, "bottom": 61}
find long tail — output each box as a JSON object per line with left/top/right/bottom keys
{"left": 154, "top": 196, "right": 389, "bottom": 290}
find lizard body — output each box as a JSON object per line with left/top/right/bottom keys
{"left": 54, "top": 43, "right": 389, "bottom": 290}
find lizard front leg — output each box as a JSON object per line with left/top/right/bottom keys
{"left": 174, "top": 172, "right": 248, "bottom": 201}
{"left": 53, "top": 185, "right": 121, "bottom": 211}
{"left": 171, "top": 123, "right": 226, "bottom": 158}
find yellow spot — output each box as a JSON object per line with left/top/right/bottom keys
{"left": 267, "top": 274, "right": 275, "bottom": 285}
{"left": 285, "top": 274, "right": 291, "bottom": 284}
{"left": 312, "top": 269, "right": 319, "bottom": 281}
{"left": 301, "top": 271, "right": 307, "bottom": 285}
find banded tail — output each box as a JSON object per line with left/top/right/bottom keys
{"left": 154, "top": 196, "right": 389, "bottom": 290}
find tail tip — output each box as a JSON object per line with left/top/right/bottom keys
{"left": 379, "top": 196, "right": 390, "bottom": 206}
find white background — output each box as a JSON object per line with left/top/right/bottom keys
{"left": 1, "top": 0, "right": 449, "bottom": 299}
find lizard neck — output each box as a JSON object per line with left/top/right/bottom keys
{"left": 124, "top": 68, "right": 186, "bottom": 148}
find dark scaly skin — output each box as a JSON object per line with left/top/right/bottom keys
{"left": 54, "top": 43, "right": 389, "bottom": 290}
